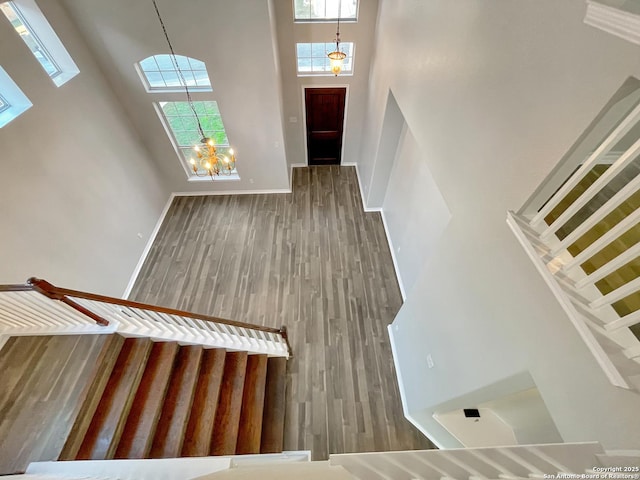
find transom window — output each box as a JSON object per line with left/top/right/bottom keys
{"left": 158, "top": 101, "right": 236, "bottom": 178}
{"left": 296, "top": 42, "right": 354, "bottom": 75}
{"left": 138, "top": 55, "right": 211, "bottom": 92}
{"left": 294, "top": 0, "right": 357, "bottom": 21}
{"left": 0, "top": 0, "right": 78, "bottom": 87}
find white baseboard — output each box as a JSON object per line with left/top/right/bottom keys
{"left": 379, "top": 209, "right": 406, "bottom": 301}
{"left": 124, "top": 164, "right": 406, "bottom": 305}
{"left": 122, "top": 194, "right": 176, "bottom": 299}
{"left": 351, "top": 162, "right": 381, "bottom": 213}
{"left": 173, "top": 188, "right": 292, "bottom": 196}
{"left": 289, "top": 163, "right": 307, "bottom": 191}
{"left": 351, "top": 162, "right": 405, "bottom": 300}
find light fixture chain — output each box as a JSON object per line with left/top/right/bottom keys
{"left": 152, "top": 0, "right": 206, "bottom": 139}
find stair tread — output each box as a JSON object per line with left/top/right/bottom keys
{"left": 150, "top": 345, "right": 203, "bottom": 458}
{"left": 76, "top": 337, "right": 153, "bottom": 460}
{"left": 59, "top": 334, "right": 125, "bottom": 461}
{"left": 260, "top": 357, "right": 287, "bottom": 454}
{"left": 210, "top": 351, "right": 248, "bottom": 456}
{"left": 236, "top": 354, "right": 268, "bottom": 454}
{"left": 181, "top": 348, "right": 227, "bottom": 457}
{"left": 114, "top": 341, "right": 179, "bottom": 459}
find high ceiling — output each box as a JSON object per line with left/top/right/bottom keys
{"left": 59, "top": 0, "right": 379, "bottom": 194}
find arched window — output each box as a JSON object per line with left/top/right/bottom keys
{"left": 138, "top": 54, "right": 211, "bottom": 92}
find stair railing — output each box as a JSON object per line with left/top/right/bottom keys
{"left": 0, "top": 277, "right": 291, "bottom": 358}
{"left": 330, "top": 441, "right": 606, "bottom": 480}
{"left": 507, "top": 100, "right": 640, "bottom": 390}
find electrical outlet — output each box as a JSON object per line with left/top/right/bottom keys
{"left": 427, "top": 354, "right": 435, "bottom": 368}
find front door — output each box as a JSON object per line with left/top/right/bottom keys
{"left": 305, "top": 87, "right": 346, "bottom": 165}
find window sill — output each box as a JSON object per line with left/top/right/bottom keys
{"left": 188, "top": 173, "right": 240, "bottom": 182}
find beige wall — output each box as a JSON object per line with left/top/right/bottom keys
{"left": 0, "top": 0, "right": 167, "bottom": 296}
{"left": 358, "top": 0, "right": 640, "bottom": 448}
{"left": 61, "top": 0, "right": 290, "bottom": 195}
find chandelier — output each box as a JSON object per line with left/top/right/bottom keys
{"left": 152, "top": 0, "right": 236, "bottom": 179}
{"left": 327, "top": 1, "right": 347, "bottom": 76}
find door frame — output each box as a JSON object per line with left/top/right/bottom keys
{"left": 301, "top": 84, "right": 350, "bottom": 166}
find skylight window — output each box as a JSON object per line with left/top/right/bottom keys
{"left": 0, "top": 0, "right": 78, "bottom": 87}
{"left": 0, "top": 66, "right": 32, "bottom": 128}
{"left": 294, "top": 0, "right": 358, "bottom": 21}
{"left": 138, "top": 55, "right": 212, "bottom": 92}
{"left": 157, "top": 101, "right": 237, "bottom": 179}
{"left": 296, "top": 42, "right": 354, "bottom": 75}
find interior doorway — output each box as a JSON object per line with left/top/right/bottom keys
{"left": 304, "top": 87, "right": 346, "bottom": 165}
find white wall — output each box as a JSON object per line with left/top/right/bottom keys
{"left": 0, "top": 0, "right": 167, "bottom": 296}
{"left": 359, "top": 0, "right": 640, "bottom": 449}
{"left": 481, "top": 388, "right": 563, "bottom": 446}
{"left": 382, "top": 123, "right": 451, "bottom": 296}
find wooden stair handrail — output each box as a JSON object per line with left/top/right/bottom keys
{"left": 0, "top": 278, "right": 292, "bottom": 355}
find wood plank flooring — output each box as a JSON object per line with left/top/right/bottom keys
{"left": 0, "top": 334, "right": 111, "bottom": 474}
{"left": 130, "top": 166, "right": 434, "bottom": 459}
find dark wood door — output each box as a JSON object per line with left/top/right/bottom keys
{"left": 305, "top": 87, "right": 346, "bottom": 165}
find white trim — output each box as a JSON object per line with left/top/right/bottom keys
{"left": 296, "top": 42, "right": 355, "bottom": 77}
{"left": 122, "top": 193, "right": 175, "bottom": 299}
{"left": 352, "top": 161, "right": 406, "bottom": 300}
{"left": 0, "top": 66, "right": 32, "bottom": 128}
{"left": 5, "top": 0, "right": 79, "bottom": 87}
{"left": 301, "top": 84, "right": 349, "bottom": 166}
{"left": 506, "top": 211, "right": 629, "bottom": 389}
{"left": 584, "top": 0, "right": 640, "bottom": 46}
{"left": 135, "top": 54, "right": 213, "bottom": 94}
{"left": 124, "top": 185, "right": 293, "bottom": 297}
{"left": 387, "top": 325, "right": 444, "bottom": 449}
{"left": 380, "top": 209, "right": 407, "bottom": 301}
{"left": 531, "top": 100, "right": 640, "bottom": 228}
{"left": 173, "top": 188, "right": 292, "bottom": 196}
{"left": 290, "top": 163, "right": 307, "bottom": 191}
{"left": 352, "top": 162, "right": 380, "bottom": 212}
{"left": 188, "top": 174, "right": 241, "bottom": 182}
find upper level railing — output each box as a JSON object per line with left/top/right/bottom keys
{"left": 508, "top": 83, "right": 640, "bottom": 390}
{"left": 331, "top": 442, "right": 608, "bottom": 480}
{"left": 0, "top": 277, "right": 291, "bottom": 358}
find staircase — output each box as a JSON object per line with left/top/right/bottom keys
{"left": 59, "top": 335, "right": 287, "bottom": 461}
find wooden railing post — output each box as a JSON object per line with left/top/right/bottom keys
{"left": 279, "top": 325, "right": 293, "bottom": 358}
{"left": 27, "top": 277, "right": 110, "bottom": 327}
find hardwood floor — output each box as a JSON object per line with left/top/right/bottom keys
{"left": 130, "top": 166, "right": 434, "bottom": 459}
{"left": 0, "top": 334, "right": 111, "bottom": 474}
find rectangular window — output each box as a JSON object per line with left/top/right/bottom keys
{"left": 157, "top": 101, "right": 238, "bottom": 179}
{"left": 0, "top": 0, "right": 79, "bottom": 87}
{"left": 294, "top": 0, "right": 357, "bottom": 21}
{"left": 0, "top": 2, "right": 61, "bottom": 78}
{"left": 0, "top": 66, "right": 33, "bottom": 128}
{"left": 296, "top": 42, "right": 354, "bottom": 76}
